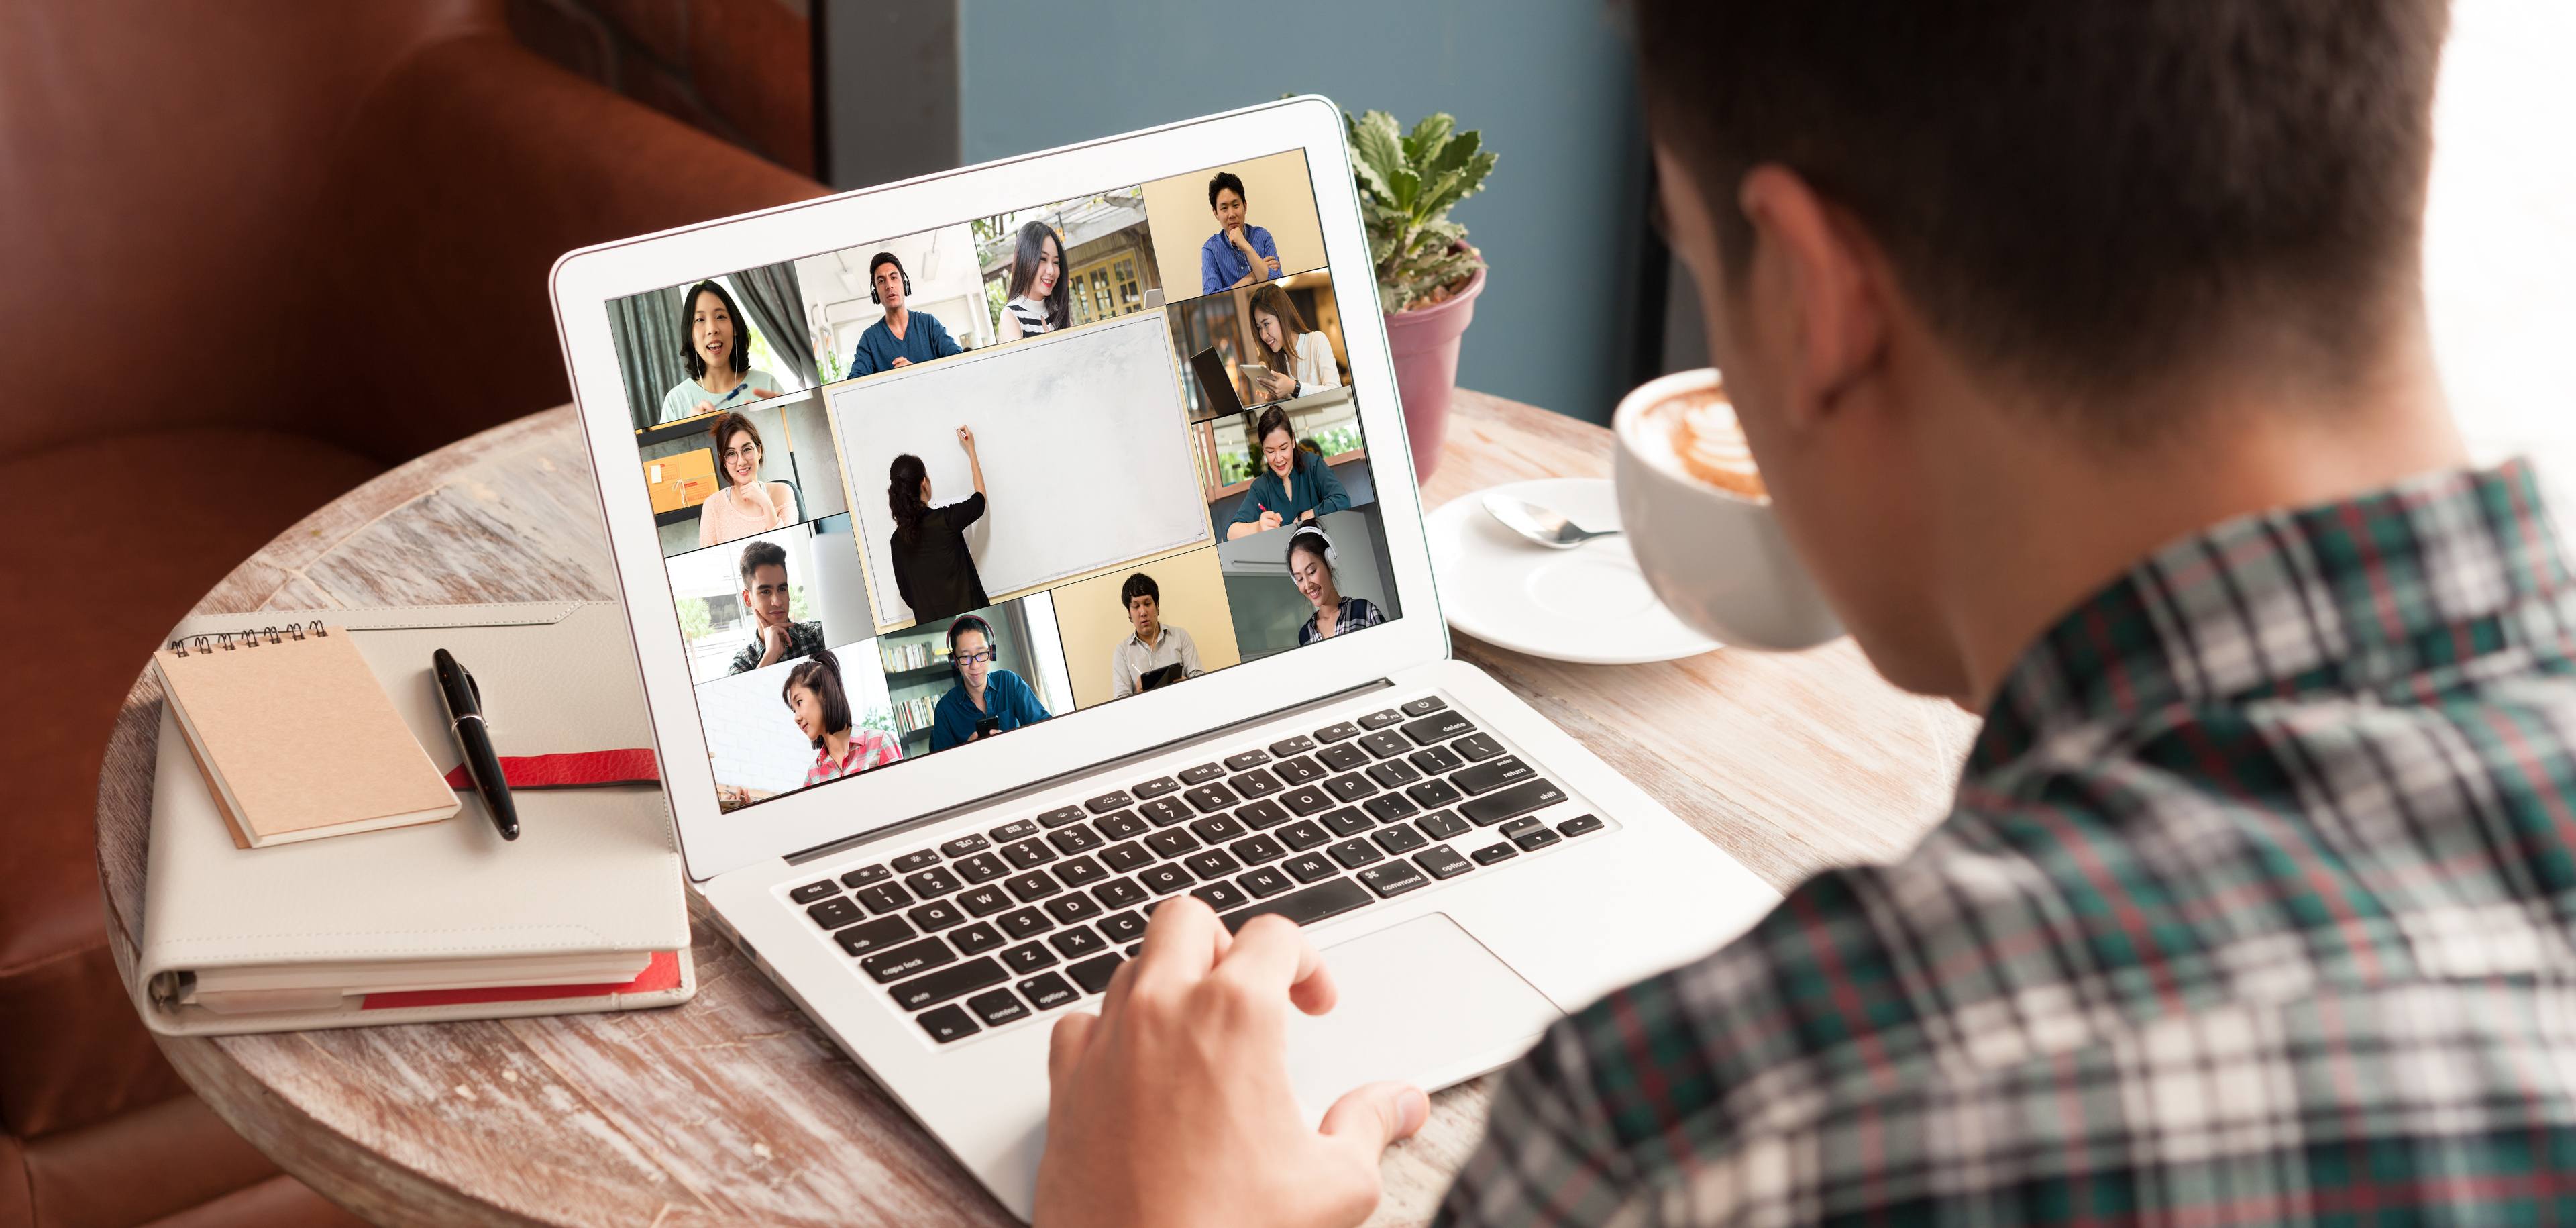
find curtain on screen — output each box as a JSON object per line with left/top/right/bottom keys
{"left": 732, "top": 261, "right": 819, "bottom": 389}
{"left": 610, "top": 285, "right": 687, "bottom": 431}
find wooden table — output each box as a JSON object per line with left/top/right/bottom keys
{"left": 94, "top": 390, "right": 1978, "bottom": 1227}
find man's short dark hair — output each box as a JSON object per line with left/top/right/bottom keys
{"left": 1208, "top": 172, "right": 1246, "bottom": 210}
{"left": 739, "top": 539, "right": 787, "bottom": 585}
{"left": 1631, "top": 0, "right": 2448, "bottom": 427}
{"left": 868, "top": 252, "right": 904, "bottom": 283}
{"left": 1121, "top": 573, "right": 1159, "bottom": 610}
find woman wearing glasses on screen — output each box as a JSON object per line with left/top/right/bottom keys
{"left": 1242, "top": 283, "right": 1339, "bottom": 404}
{"left": 930, "top": 614, "right": 1052, "bottom": 750}
{"left": 1223, "top": 404, "right": 1350, "bottom": 540}
{"left": 887, "top": 426, "right": 990, "bottom": 623}
{"left": 696, "top": 411, "right": 800, "bottom": 547}
{"left": 660, "top": 280, "right": 787, "bottom": 423}
{"left": 996, "top": 221, "right": 1072, "bottom": 342}
{"left": 1288, "top": 525, "right": 1384, "bottom": 645}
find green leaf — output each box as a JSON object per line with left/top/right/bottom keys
{"left": 1386, "top": 166, "right": 1421, "bottom": 212}
{"left": 1352, "top": 110, "right": 1407, "bottom": 179}
{"left": 1348, "top": 153, "right": 1397, "bottom": 207}
{"left": 1428, "top": 127, "right": 1482, "bottom": 180}
{"left": 1404, "top": 113, "right": 1454, "bottom": 166}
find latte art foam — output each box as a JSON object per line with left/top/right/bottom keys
{"left": 1641, "top": 390, "right": 1767, "bottom": 501}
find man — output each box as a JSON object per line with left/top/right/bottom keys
{"left": 847, "top": 252, "right": 961, "bottom": 377}
{"left": 1038, "top": 1, "right": 2576, "bottom": 1225}
{"left": 1200, "top": 170, "right": 1283, "bottom": 295}
{"left": 1108, "top": 572, "right": 1203, "bottom": 699}
{"left": 727, "top": 540, "right": 825, "bottom": 675}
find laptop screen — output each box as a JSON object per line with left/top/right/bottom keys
{"left": 598, "top": 150, "right": 1405, "bottom": 815}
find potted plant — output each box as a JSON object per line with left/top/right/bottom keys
{"left": 1347, "top": 109, "right": 1497, "bottom": 481}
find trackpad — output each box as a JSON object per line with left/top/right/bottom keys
{"left": 1283, "top": 913, "right": 1564, "bottom": 1125}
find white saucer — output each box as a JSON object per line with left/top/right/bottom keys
{"left": 1426, "top": 478, "right": 1722, "bottom": 665}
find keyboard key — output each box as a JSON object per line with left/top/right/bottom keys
{"left": 855, "top": 881, "right": 915, "bottom": 915}
{"left": 949, "top": 921, "right": 1005, "bottom": 954}
{"left": 1269, "top": 735, "right": 1317, "bottom": 756}
{"left": 1236, "top": 866, "right": 1295, "bottom": 898}
{"left": 1131, "top": 776, "right": 1181, "bottom": 799}
{"left": 1183, "top": 849, "right": 1243, "bottom": 879}
{"left": 1002, "top": 941, "right": 1058, "bottom": 974}
{"left": 892, "top": 849, "right": 942, "bottom": 872}
{"left": 1188, "top": 814, "right": 1247, "bottom": 843}
{"left": 1179, "top": 762, "right": 1228, "bottom": 785}
{"left": 907, "top": 899, "right": 966, "bottom": 931}
{"left": 1091, "top": 876, "right": 1149, "bottom": 910}
{"left": 957, "top": 885, "right": 1014, "bottom": 917}
{"left": 1372, "top": 824, "right": 1428, "bottom": 854}
{"left": 1051, "top": 925, "right": 1107, "bottom": 959}
{"left": 1237, "top": 800, "right": 1289, "bottom": 829}
{"left": 1099, "top": 841, "right": 1155, "bottom": 874}
{"left": 1000, "top": 838, "right": 1058, "bottom": 868}
{"left": 918, "top": 1004, "right": 979, "bottom": 1043}
{"left": 1192, "top": 881, "right": 1250, "bottom": 911}
{"left": 1409, "top": 746, "right": 1465, "bottom": 774}
{"left": 987, "top": 819, "right": 1038, "bottom": 843}
{"left": 1020, "top": 972, "right": 1080, "bottom": 1011}
{"left": 1094, "top": 810, "right": 1148, "bottom": 839}
{"left": 1400, "top": 711, "right": 1474, "bottom": 746}
{"left": 861, "top": 937, "right": 957, "bottom": 983}
{"left": 1500, "top": 816, "right": 1542, "bottom": 837}
{"left": 890, "top": 956, "right": 1008, "bottom": 1011}
{"left": 1052, "top": 854, "right": 1108, "bottom": 889}
{"left": 1472, "top": 843, "right": 1519, "bottom": 865}
{"left": 1043, "top": 893, "right": 1104, "bottom": 925}
{"left": 1413, "top": 846, "right": 1474, "bottom": 880}
{"left": 1038, "top": 805, "right": 1088, "bottom": 828}
{"left": 1328, "top": 838, "right": 1384, "bottom": 869}
{"left": 1359, "top": 862, "right": 1431, "bottom": 898}
{"left": 1145, "top": 829, "right": 1201, "bottom": 858}
{"left": 1183, "top": 782, "right": 1239, "bottom": 813}
{"left": 1358, "top": 731, "right": 1411, "bottom": 759}
{"left": 1514, "top": 827, "right": 1563, "bottom": 851}
{"left": 1408, "top": 779, "right": 1464, "bottom": 809}
{"left": 940, "top": 833, "right": 990, "bottom": 858}
{"left": 1359, "top": 709, "right": 1405, "bottom": 730}
{"left": 955, "top": 852, "right": 1010, "bottom": 884}
{"left": 1273, "top": 755, "right": 1326, "bottom": 786}
{"left": 841, "top": 864, "right": 890, "bottom": 888}
{"left": 1047, "top": 825, "right": 1102, "bottom": 854}
{"left": 996, "top": 907, "right": 1054, "bottom": 939}
{"left": 1230, "top": 833, "right": 1287, "bottom": 864}
{"left": 1218, "top": 876, "right": 1371, "bottom": 932}
{"left": 1558, "top": 813, "right": 1605, "bottom": 837}
{"left": 1004, "top": 870, "right": 1062, "bottom": 902}
{"left": 1325, "top": 774, "right": 1377, "bottom": 804}
{"left": 967, "top": 988, "right": 1028, "bottom": 1026}
{"left": 1232, "top": 768, "right": 1283, "bottom": 798}
{"left": 1454, "top": 756, "right": 1536, "bottom": 796}
{"left": 1364, "top": 794, "right": 1421, "bottom": 824}
{"left": 1224, "top": 750, "right": 1271, "bottom": 771}
{"left": 1278, "top": 819, "right": 1332, "bottom": 850}
{"left": 1282, "top": 853, "right": 1338, "bottom": 882}
{"left": 791, "top": 880, "right": 839, "bottom": 905}
{"left": 806, "top": 897, "right": 864, "bottom": 929}
{"left": 1086, "top": 791, "right": 1134, "bottom": 814}
{"left": 1417, "top": 809, "right": 1471, "bottom": 841}
{"left": 1097, "top": 910, "right": 1148, "bottom": 943}
{"left": 1366, "top": 760, "right": 1424, "bottom": 789}
{"left": 1280, "top": 784, "right": 1334, "bottom": 816}
{"left": 1140, "top": 864, "right": 1196, "bottom": 894}
{"left": 1451, "top": 732, "right": 1507, "bottom": 763}
{"left": 1067, "top": 954, "right": 1126, "bottom": 994}
{"left": 1461, "top": 779, "right": 1568, "bottom": 827}
{"left": 833, "top": 915, "right": 916, "bottom": 956}
{"left": 1314, "top": 720, "right": 1362, "bottom": 742}
{"left": 1139, "top": 797, "right": 1192, "bottom": 827}
{"left": 904, "top": 866, "right": 962, "bottom": 899}
{"left": 1321, "top": 807, "right": 1374, "bottom": 837}
{"left": 1317, "top": 743, "right": 1371, "bottom": 772}
{"left": 1401, "top": 695, "right": 1448, "bottom": 717}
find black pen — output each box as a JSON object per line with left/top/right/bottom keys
{"left": 433, "top": 648, "right": 519, "bottom": 841}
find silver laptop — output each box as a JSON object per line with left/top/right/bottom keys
{"left": 549, "top": 97, "right": 1778, "bottom": 1219}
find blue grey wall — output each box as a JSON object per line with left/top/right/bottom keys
{"left": 958, "top": 0, "right": 1652, "bottom": 424}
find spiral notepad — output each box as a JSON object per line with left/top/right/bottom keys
{"left": 152, "top": 623, "right": 459, "bottom": 848}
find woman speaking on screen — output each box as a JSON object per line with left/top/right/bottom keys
{"left": 887, "top": 425, "right": 991, "bottom": 623}
{"left": 661, "top": 280, "right": 787, "bottom": 423}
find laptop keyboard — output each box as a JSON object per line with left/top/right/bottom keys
{"left": 778, "top": 693, "right": 1614, "bottom": 1045}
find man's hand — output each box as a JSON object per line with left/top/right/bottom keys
{"left": 890, "top": 356, "right": 913, "bottom": 368}
{"left": 1036, "top": 898, "right": 1428, "bottom": 1228}
{"left": 757, "top": 620, "right": 792, "bottom": 666}
{"left": 1229, "top": 223, "right": 1260, "bottom": 256}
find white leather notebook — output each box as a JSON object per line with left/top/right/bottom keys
{"left": 136, "top": 601, "right": 696, "bottom": 1035}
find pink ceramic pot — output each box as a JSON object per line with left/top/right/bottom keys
{"left": 1380, "top": 260, "right": 1485, "bottom": 482}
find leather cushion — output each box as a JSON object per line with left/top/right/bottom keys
{"left": 20, "top": 1093, "right": 359, "bottom": 1228}
{"left": 0, "top": 429, "right": 381, "bottom": 1140}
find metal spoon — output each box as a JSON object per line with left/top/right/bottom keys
{"left": 1482, "top": 493, "right": 1623, "bottom": 549}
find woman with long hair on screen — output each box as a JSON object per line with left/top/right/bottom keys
{"left": 660, "top": 280, "right": 788, "bottom": 423}
{"left": 1224, "top": 403, "right": 1350, "bottom": 540}
{"left": 696, "top": 411, "right": 800, "bottom": 547}
{"left": 996, "top": 221, "right": 1072, "bottom": 342}
{"left": 1286, "top": 525, "right": 1385, "bottom": 645}
{"left": 929, "top": 613, "right": 1052, "bottom": 752}
{"left": 1242, "top": 283, "right": 1338, "bottom": 404}
{"left": 886, "top": 426, "right": 990, "bottom": 622}
{"left": 784, "top": 649, "right": 901, "bottom": 786}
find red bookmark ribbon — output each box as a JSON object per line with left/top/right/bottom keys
{"left": 443, "top": 749, "right": 659, "bottom": 791}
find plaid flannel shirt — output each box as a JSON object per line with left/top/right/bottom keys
{"left": 1439, "top": 460, "right": 2576, "bottom": 1226}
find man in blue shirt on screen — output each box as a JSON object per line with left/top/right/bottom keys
{"left": 1199, "top": 171, "right": 1283, "bottom": 294}
{"left": 847, "top": 252, "right": 962, "bottom": 377}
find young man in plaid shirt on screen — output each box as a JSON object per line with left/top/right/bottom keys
{"left": 1032, "top": 1, "right": 2576, "bottom": 1223}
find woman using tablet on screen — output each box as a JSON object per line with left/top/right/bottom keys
{"left": 1243, "top": 284, "right": 1338, "bottom": 403}
{"left": 930, "top": 615, "right": 1051, "bottom": 751}
{"left": 660, "top": 280, "right": 788, "bottom": 423}
{"left": 1287, "top": 526, "right": 1384, "bottom": 645}
{"left": 786, "top": 650, "right": 902, "bottom": 786}
{"left": 1224, "top": 405, "right": 1349, "bottom": 539}
{"left": 996, "top": 222, "right": 1071, "bottom": 342}
{"left": 887, "top": 426, "right": 990, "bottom": 623}
{"left": 697, "top": 412, "right": 800, "bottom": 547}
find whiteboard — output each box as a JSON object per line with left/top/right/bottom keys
{"left": 830, "top": 315, "right": 1210, "bottom": 628}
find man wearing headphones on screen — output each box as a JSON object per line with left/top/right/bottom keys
{"left": 848, "top": 252, "right": 963, "bottom": 378}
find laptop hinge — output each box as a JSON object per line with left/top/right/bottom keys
{"left": 783, "top": 677, "right": 1397, "bottom": 866}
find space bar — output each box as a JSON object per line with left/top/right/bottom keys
{"left": 1218, "top": 878, "right": 1373, "bottom": 933}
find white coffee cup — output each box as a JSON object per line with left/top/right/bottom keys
{"left": 1612, "top": 368, "right": 1843, "bottom": 650}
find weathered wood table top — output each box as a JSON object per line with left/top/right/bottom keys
{"left": 94, "top": 389, "right": 1977, "bottom": 1226}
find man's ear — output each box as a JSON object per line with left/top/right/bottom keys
{"left": 1737, "top": 166, "right": 1887, "bottom": 429}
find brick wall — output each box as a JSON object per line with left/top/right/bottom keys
{"left": 507, "top": 0, "right": 815, "bottom": 177}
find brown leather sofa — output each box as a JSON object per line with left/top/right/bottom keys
{"left": 0, "top": 4, "right": 820, "bottom": 1223}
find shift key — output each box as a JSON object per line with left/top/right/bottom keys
{"left": 1459, "top": 778, "right": 1566, "bottom": 827}
{"left": 888, "top": 956, "right": 1008, "bottom": 1011}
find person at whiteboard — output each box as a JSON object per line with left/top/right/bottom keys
{"left": 1223, "top": 405, "right": 1349, "bottom": 540}
{"left": 997, "top": 221, "right": 1071, "bottom": 342}
{"left": 1242, "top": 283, "right": 1338, "bottom": 403}
{"left": 930, "top": 614, "right": 1052, "bottom": 750}
{"left": 886, "top": 426, "right": 989, "bottom": 623}
{"left": 1199, "top": 171, "right": 1283, "bottom": 294}
{"left": 1287, "top": 526, "right": 1385, "bottom": 646}
{"left": 1108, "top": 572, "right": 1203, "bottom": 699}
{"left": 697, "top": 411, "right": 800, "bottom": 548}
{"left": 659, "top": 280, "right": 788, "bottom": 423}
{"left": 847, "top": 252, "right": 963, "bottom": 377}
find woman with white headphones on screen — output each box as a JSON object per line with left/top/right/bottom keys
{"left": 1287, "top": 525, "right": 1384, "bottom": 645}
